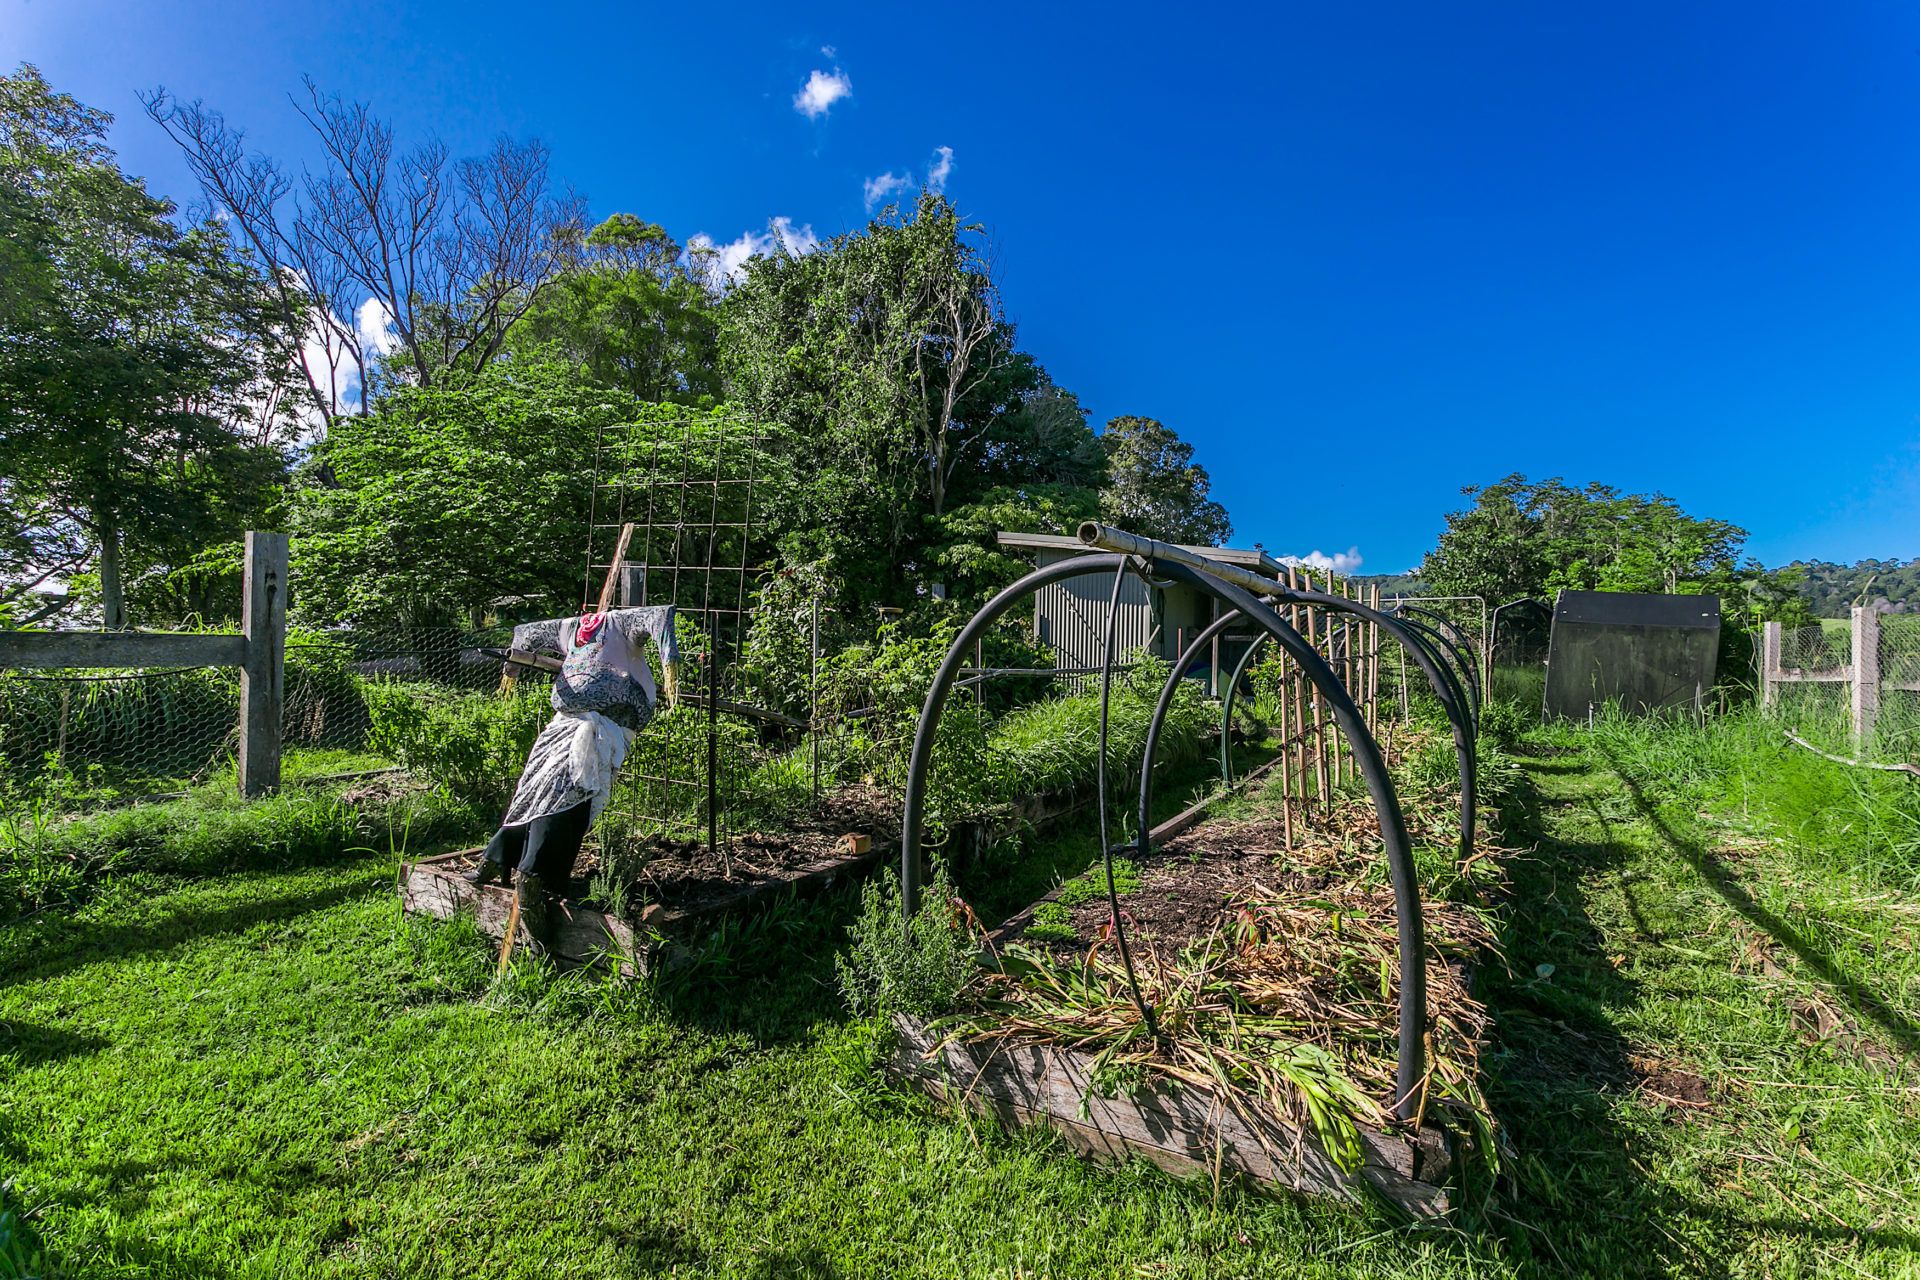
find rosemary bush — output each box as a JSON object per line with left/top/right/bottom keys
{"left": 835, "top": 860, "right": 978, "bottom": 1018}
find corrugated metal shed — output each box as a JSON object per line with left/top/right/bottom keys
{"left": 997, "top": 533, "right": 1283, "bottom": 685}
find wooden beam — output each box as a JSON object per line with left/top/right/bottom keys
{"left": 1760, "top": 621, "right": 1782, "bottom": 708}
{"left": 239, "top": 531, "right": 289, "bottom": 798}
{"left": 0, "top": 630, "right": 245, "bottom": 671}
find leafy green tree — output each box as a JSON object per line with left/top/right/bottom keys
{"left": 1421, "top": 474, "right": 1750, "bottom": 603}
{"left": 721, "top": 192, "right": 1010, "bottom": 602}
{"left": 503, "top": 214, "right": 722, "bottom": 403}
{"left": 292, "top": 364, "right": 636, "bottom": 625}
{"left": 292, "top": 363, "right": 790, "bottom": 626}
{"left": 1097, "top": 415, "right": 1231, "bottom": 545}
{"left": 0, "top": 65, "right": 293, "bottom": 628}
{"left": 924, "top": 483, "right": 1102, "bottom": 608}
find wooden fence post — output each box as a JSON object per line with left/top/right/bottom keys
{"left": 1760, "top": 621, "right": 1781, "bottom": 709}
{"left": 239, "top": 531, "right": 289, "bottom": 798}
{"left": 1852, "top": 606, "right": 1880, "bottom": 751}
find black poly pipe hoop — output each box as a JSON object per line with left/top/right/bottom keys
{"left": 898, "top": 552, "right": 1434, "bottom": 1123}
{"left": 1394, "top": 606, "right": 1483, "bottom": 720}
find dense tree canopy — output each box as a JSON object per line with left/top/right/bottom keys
{"left": 289, "top": 365, "right": 793, "bottom": 627}
{"left": 1097, "top": 415, "right": 1232, "bottom": 547}
{"left": 0, "top": 65, "right": 292, "bottom": 628}
{"left": 502, "top": 214, "right": 722, "bottom": 404}
{"left": 1782, "top": 558, "right": 1920, "bottom": 616}
{"left": 1419, "top": 474, "right": 1809, "bottom": 622}
{"left": 3, "top": 69, "right": 1238, "bottom": 633}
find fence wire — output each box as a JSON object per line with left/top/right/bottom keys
{"left": 0, "top": 626, "right": 545, "bottom": 807}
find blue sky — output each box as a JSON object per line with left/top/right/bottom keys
{"left": 6, "top": 0, "right": 1918, "bottom": 572}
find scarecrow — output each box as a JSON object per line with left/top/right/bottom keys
{"left": 466, "top": 602, "right": 679, "bottom": 941}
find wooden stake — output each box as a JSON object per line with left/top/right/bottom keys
{"left": 597, "top": 522, "right": 638, "bottom": 614}
{"left": 495, "top": 884, "right": 523, "bottom": 980}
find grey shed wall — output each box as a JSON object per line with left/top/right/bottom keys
{"left": 1031, "top": 548, "right": 1157, "bottom": 672}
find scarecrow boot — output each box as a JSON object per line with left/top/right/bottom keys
{"left": 463, "top": 858, "right": 511, "bottom": 888}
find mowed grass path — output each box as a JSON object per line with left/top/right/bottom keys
{"left": 4, "top": 723, "right": 1919, "bottom": 1277}
{"left": 1480, "top": 728, "right": 1920, "bottom": 1278}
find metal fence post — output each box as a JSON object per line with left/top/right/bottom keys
{"left": 1852, "top": 606, "right": 1880, "bottom": 751}
{"left": 239, "top": 531, "right": 289, "bottom": 798}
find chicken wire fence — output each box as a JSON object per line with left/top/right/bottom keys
{"left": 0, "top": 626, "right": 543, "bottom": 807}
{"left": 1765, "top": 614, "right": 1920, "bottom": 763}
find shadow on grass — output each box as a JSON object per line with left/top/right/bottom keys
{"left": 0, "top": 863, "right": 394, "bottom": 993}
{"left": 1597, "top": 744, "right": 1920, "bottom": 1061}
{"left": 0, "top": 1018, "right": 108, "bottom": 1066}
{"left": 1473, "top": 744, "right": 1718, "bottom": 1278}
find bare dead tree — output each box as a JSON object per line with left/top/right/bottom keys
{"left": 144, "top": 80, "right": 583, "bottom": 426}
{"left": 912, "top": 239, "right": 1006, "bottom": 518}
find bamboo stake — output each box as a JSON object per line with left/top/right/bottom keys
{"left": 1277, "top": 577, "right": 1294, "bottom": 852}
{"left": 1307, "top": 585, "right": 1329, "bottom": 809}
{"left": 1368, "top": 585, "right": 1382, "bottom": 747}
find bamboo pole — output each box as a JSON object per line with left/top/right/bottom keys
{"left": 1307, "top": 583, "right": 1329, "bottom": 809}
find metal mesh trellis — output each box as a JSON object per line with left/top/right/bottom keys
{"left": 582, "top": 410, "right": 788, "bottom": 856}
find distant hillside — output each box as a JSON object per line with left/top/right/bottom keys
{"left": 1352, "top": 572, "right": 1430, "bottom": 599}
{"left": 1786, "top": 558, "right": 1920, "bottom": 617}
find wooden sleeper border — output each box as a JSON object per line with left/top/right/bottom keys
{"left": 399, "top": 835, "right": 889, "bottom": 976}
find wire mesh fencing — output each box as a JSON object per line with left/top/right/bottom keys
{"left": 0, "top": 626, "right": 553, "bottom": 809}
{"left": 1876, "top": 614, "right": 1920, "bottom": 761}
{"left": 1763, "top": 613, "right": 1920, "bottom": 764}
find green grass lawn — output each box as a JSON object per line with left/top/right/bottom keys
{"left": 5, "top": 715, "right": 1919, "bottom": 1277}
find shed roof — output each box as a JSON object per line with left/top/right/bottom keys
{"left": 995, "top": 531, "right": 1284, "bottom": 576}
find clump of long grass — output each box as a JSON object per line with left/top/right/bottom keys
{"left": 1585, "top": 704, "right": 1920, "bottom": 890}
{"left": 0, "top": 775, "right": 484, "bottom": 916}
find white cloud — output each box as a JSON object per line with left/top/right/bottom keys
{"left": 793, "top": 67, "right": 852, "bottom": 119}
{"left": 862, "top": 146, "right": 956, "bottom": 210}
{"left": 355, "top": 297, "right": 399, "bottom": 358}
{"left": 1280, "top": 546, "right": 1365, "bottom": 575}
{"left": 862, "top": 170, "right": 912, "bottom": 210}
{"left": 687, "top": 216, "right": 821, "bottom": 288}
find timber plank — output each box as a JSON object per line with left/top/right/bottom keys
{"left": 0, "top": 631, "right": 246, "bottom": 671}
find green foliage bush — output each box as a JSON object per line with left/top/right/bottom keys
{"left": 835, "top": 861, "right": 979, "bottom": 1018}
{"left": 0, "top": 778, "right": 480, "bottom": 915}
{"left": 363, "top": 681, "right": 550, "bottom": 810}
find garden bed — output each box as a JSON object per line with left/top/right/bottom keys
{"left": 401, "top": 784, "right": 898, "bottom": 973}
{"left": 891, "top": 761, "right": 1501, "bottom": 1215}
{"left": 889, "top": 1012, "right": 1455, "bottom": 1215}
{"left": 401, "top": 833, "right": 891, "bottom": 976}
